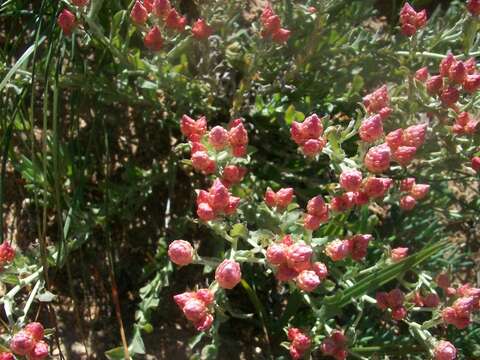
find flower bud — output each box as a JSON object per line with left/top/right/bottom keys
{"left": 222, "top": 165, "right": 246, "bottom": 186}
{"left": 467, "top": 0, "right": 480, "bottom": 16}
{"left": 391, "top": 306, "right": 407, "bottom": 320}
{"left": 364, "top": 144, "right": 391, "bottom": 173}
{"left": 423, "top": 293, "right": 440, "bottom": 308}
{"left": 28, "top": 341, "right": 49, "bottom": 360}
{"left": 276, "top": 188, "right": 294, "bottom": 208}
{"left": 183, "top": 298, "right": 207, "bottom": 322}
{"left": 24, "top": 322, "right": 44, "bottom": 342}
{"left": 464, "top": 57, "right": 477, "bottom": 74}
{"left": 0, "top": 353, "right": 13, "bottom": 360}
{"left": 363, "top": 85, "right": 389, "bottom": 113}
{"left": 165, "top": 8, "right": 187, "bottom": 31}
{"left": 391, "top": 247, "right": 408, "bottom": 262}
{"left": 291, "top": 330, "right": 311, "bottom": 351}
{"left": 436, "top": 273, "right": 450, "bottom": 289}
{"left": 426, "top": 75, "right": 444, "bottom": 95}
{"left": 440, "top": 53, "right": 456, "bottom": 77}
{"left": 393, "top": 146, "right": 417, "bottom": 166}
{"left": 224, "top": 196, "right": 240, "bottom": 215}
{"left": 410, "top": 184, "right": 429, "bottom": 200}
{"left": 400, "top": 177, "right": 415, "bottom": 192}
{"left": 385, "top": 129, "right": 404, "bottom": 150}
{"left": 192, "top": 19, "right": 213, "bottom": 40}
{"left": 286, "top": 243, "right": 313, "bottom": 272}
{"left": 197, "top": 202, "right": 215, "bottom": 221}
{"left": 376, "top": 292, "right": 389, "bottom": 310}
{"left": 0, "top": 242, "right": 15, "bottom": 264}
{"left": 402, "top": 124, "right": 427, "bottom": 149}
{"left": 399, "top": 3, "right": 427, "bottom": 36}
{"left": 229, "top": 122, "right": 248, "bottom": 146}
{"left": 144, "top": 26, "right": 163, "bottom": 51}
{"left": 57, "top": 9, "right": 76, "bottom": 36}
{"left": 330, "top": 193, "right": 355, "bottom": 213}
{"left": 195, "top": 289, "right": 214, "bottom": 305}
{"left": 303, "top": 214, "right": 324, "bottom": 231}
{"left": 303, "top": 114, "right": 323, "bottom": 139}
{"left": 348, "top": 234, "right": 372, "bottom": 261}
{"left": 290, "top": 122, "right": 307, "bottom": 145}
{"left": 359, "top": 114, "right": 383, "bottom": 143}
{"left": 440, "top": 86, "right": 460, "bottom": 107}
{"left": 168, "top": 240, "right": 194, "bottom": 266}
{"left": 194, "top": 313, "right": 214, "bottom": 331}
{"left": 173, "top": 291, "right": 195, "bottom": 308}
{"left": 208, "top": 126, "right": 229, "bottom": 150}
{"left": 296, "top": 270, "right": 321, "bottom": 292}
{"left": 379, "top": 107, "right": 392, "bottom": 120}
{"left": 72, "top": 0, "right": 89, "bottom": 5}
{"left": 387, "top": 289, "right": 405, "bottom": 309}
{"left": 130, "top": 1, "right": 149, "bottom": 24}
{"left": 153, "top": 0, "right": 171, "bottom": 17}
{"left": 325, "top": 240, "right": 350, "bottom": 261}
{"left": 415, "top": 67, "right": 429, "bottom": 82}
{"left": 192, "top": 151, "right": 216, "bottom": 174}
{"left": 362, "top": 177, "right": 389, "bottom": 198}
{"left": 209, "top": 179, "right": 230, "bottom": 212}
{"left": 353, "top": 191, "right": 369, "bottom": 205}
{"left": 448, "top": 61, "right": 467, "bottom": 84}
{"left": 10, "top": 331, "right": 35, "bottom": 356}
{"left": 311, "top": 262, "right": 328, "bottom": 280}
{"left": 434, "top": 340, "right": 457, "bottom": 360}
{"left": 307, "top": 195, "right": 328, "bottom": 216}
{"left": 302, "top": 138, "right": 325, "bottom": 157}
{"left": 272, "top": 28, "right": 291, "bottom": 43}
{"left": 266, "top": 243, "right": 288, "bottom": 265}
{"left": 471, "top": 156, "right": 480, "bottom": 172}
{"left": 463, "top": 74, "right": 480, "bottom": 93}
{"left": 339, "top": 169, "right": 363, "bottom": 192}
{"left": 400, "top": 195, "right": 416, "bottom": 210}
{"left": 215, "top": 259, "right": 241, "bottom": 289}
{"left": 180, "top": 115, "right": 207, "bottom": 141}
{"left": 275, "top": 264, "right": 298, "bottom": 282}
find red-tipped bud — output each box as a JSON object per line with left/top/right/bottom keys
{"left": 339, "top": 169, "right": 363, "bottom": 192}
{"left": 215, "top": 259, "right": 241, "bottom": 289}
{"left": 144, "top": 26, "right": 163, "bottom": 51}
{"left": 192, "top": 19, "right": 213, "bottom": 39}
{"left": 364, "top": 144, "right": 391, "bottom": 173}
{"left": 130, "top": 1, "right": 149, "bottom": 24}
{"left": 57, "top": 9, "right": 76, "bottom": 36}
{"left": 400, "top": 195, "right": 416, "bottom": 210}
{"left": 359, "top": 114, "right": 384, "bottom": 142}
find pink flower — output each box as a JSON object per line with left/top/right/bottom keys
{"left": 448, "top": 61, "right": 467, "bottom": 84}
{"left": 379, "top": 107, "right": 392, "bottom": 120}
{"left": 362, "top": 177, "right": 391, "bottom": 198}
{"left": 467, "top": 0, "right": 480, "bottom": 16}
{"left": 303, "top": 214, "right": 327, "bottom": 231}
{"left": 400, "top": 195, "right": 416, "bottom": 210}
{"left": 296, "top": 270, "right": 321, "bottom": 292}
{"left": 10, "top": 331, "right": 35, "bottom": 356}
{"left": 464, "top": 57, "right": 477, "bottom": 74}
{"left": 440, "top": 86, "right": 460, "bottom": 107}
{"left": 303, "top": 114, "right": 324, "bottom": 139}
{"left": 130, "top": 1, "right": 149, "bottom": 24}
{"left": 311, "top": 262, "right": 328, "bottom": 280}
{"left": 442, "top": 307, "right": 470, "bottom": 329}
{"left": 215, "top": 259, "right": 241, "bottom": 289}
{"left": 165, "top": 8, "right": 187, "bottom": 31}
{"left": 353, "top": 191, "right": 369, "bottom": 205}
{"left": 197, "top": 202, "right": 215, "bottom": 221}
{"left": 173, "top": 291, "right": 196, "bottom": 308}
{"left": 228, "top": 121, "right": 248, "bottom": 147}
{"left": 402, "top": 124, "right": 427, "bottom": 148}
{"left": 208, "top": 179, "right": 230, "bottom": 212}
{"left": 471, "top": 156, "right": 480, "bottom": 172}
{"left": 426, "top": 75, "right": 444, "bottom": 95}
{"left": 287, "top": 328, "right": 311, "bottom": 359}
{"left": 415, "top": 67, "right": 429, "bottom": 82}
{"left": 286, "top": 243, "right": 313, "bottom": 272}
{"left": 463, "top": 74, "right": 480, "bottom": 93}
{"left": 24, "top": 322, "right": 44, "bottom": 342}
{"left": 391, "top": 306, "right": 407, "bottom": 320}
{"left": 423, "top": 293, "right": 440, "bottom": 308}
{"left": 271, "top": 28, "right": 291, "bottom": 43}
{"left": 391, "top": 247, "right": 408, "bottom": 262}
{"left": 276, "top": 264, "right": 298, "bottom": 282}
{"left": 434, "top": 340, "right": 457, "bottom": 360}
{"left": 153, "top": 0, "right": 171, "bottom": 17}
{"left": 192, "top": 19, "right": 213, "bottom": 40}
{"left": 359, "top": 114, "right": 384, "bottom": 143}
{"left": 410, "top": 184, "right": 430, "bottom": 200}
{"left": 330, "top": 193, "right": 355, "bottom": 213}
{"left": 363, "top": 85, "right": 389, "bottom": 113}
{"left": 325, "top": 240, "right": 350, "bottom": 261}
{"left": 399, "top": 2, "right": 427, "bottom": 36}
{"left": 436, "top": 273, "right": 451, "bottom": 289}
{"left": 168, "top": 240, "right": 194, "bottom": 266}
{"left": 364, "top": 144, "right": 391, "bottom": 173}
{"left": 385, "top": 129, "right": 404, "bottom": 150}
{"left": 266, "top": 243, "right": 288, "bottom": 265}
{"left": 57, "top": 9, "right": 76, "bottom": 36}
{"left": 306, "top": 195, "right": 328, "bottom": 216}
{"left": 181, "top": 115, "right": 207, "bottom": 141}
{"left": 321, "top": 331, "right": 348, "bottom": 360}
{"left": 0, "top": 242, "right": 15, "bottom": 264}
{"left": 440, "top": 53, "right": 457, "bottom": 77}
{"left": 400, "top": 177, "right": 416, "bottom": 192}
{"left": 144, "top": 26, "right": 163, "bottom": 51}
{"left": 144, "top": 0, "right": 154, "bottom": 13}
{"left": 264, "top": 187, "right": 294, "bottom": 209}
{"left": 222, "top": 165, "right": 246, "bottom": 187}
{"left": 339, "top": 169, "right": 363, "bottom": 192}
{"left": 301, "top": 138, "right": 326, "bottom": 157}
{"left": 194, "top": 313, "right": 214, "bottom": 331}
{"left": 290, "top": 122, "right": 307, "bottom": 145}
{"left": 195, "top": 289, "right": 214, "bottom": 305}
{"left": 27, "top": 341, "right": 49, "bottom": 360}
{"left": 191, "top": 151, "right": 216, "bottom": 174}
{"left": 183, "top": 298, "right": 207, "bottom": 322}
{"left": 208, "top": 126, "right": 229, "bottom": 150}
{"left": 393, "top": 146, "right": 417, "bottom": 166}
{"left": 0, "top": 353, "right": 13, "bottom": 360}
{"left": 348, "top": 234, "right": 372, "bottom": 261}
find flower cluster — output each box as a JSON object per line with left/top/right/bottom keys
{"left": 10, "top": 323, "right": 49, "bottom": 360}
{"left": 287, "top": 328, "right": 311, "bottom": 360}
{"left": 0, "top": 242, "right": 15, "bottom": 269}
{"left": 362, "top": 85, "right": 392, "bottom": 118}
{"left": 376, "top": 288, "right": 407, "bottom": 320}
{"left": 321, "top": 331, "right": 348, "bottom": 360}
{"left": 266, "top": 235, "right": 328, "bottom": 292}
{"left": 290, "top": 114, "right": 327, "bottom": 157}
{"left": 413, "top": 291, "right": 440, "bottom": 308}
{"left": 399, "top": 177, "right": 430, "bottom": 211}
{"left": 174, "top": 289, "right": 215, "bottom": 331}
{"left": 325, "top": 234, "right": 372, "bottom": 262}
{"left": 264, "top": 187, "right": 294, "bottom": 210}
{"left": 260, "top": 4, "right": 291, "bottom": 44}
{"left": 452, "top": 112, "right": 478, "bottom": 135}
{"left": 399, "top": 2, "right": 427, "bottom": 36}
{"left": 303, "top": 195, "right": 329, "bottom": 230}
{"left": 196, "top": 179, "right": 240, "bottom": 221}
{"left": 441, "top": 284, "right": 480, "bottom": 329}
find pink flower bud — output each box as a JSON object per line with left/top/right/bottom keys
{"left": 222, "top": 165, "right": 246, "bottom": 186}
{"left": 362, "top": 177, "right": 391, "bottom": 198}
{"left": 452, "top": 297, "right": 475, "bottom": 317}
{"left": 359, "top": 114, "right": 384, "bottom": 143}
{"left": 130, "top": 1, "right": 149, "bottom": 24}
{"left": 144, "top": 0, "right": 154, "bottom": 12}
{"left": 208, "top": 126, "right": 229, "bottom": 150}
{"left": 282, "top": 235, "right": 294, "bottom": 246}
{"left": 363, "top": 85, "right": 389, "bottom": 113}
{"left": 0, "top": 242, "right": 15, "bottom": 264}
{"left": 262, "top": 14, "right": 281, "bottom": 33}
{"left": 173, "top": 291, "right": 195, "bottom": 308}
{"left": 266, "top": 243, "right": 288, "bottom": 265}
{"left": 393, "top": 146, "right": 417, "bottom": 166}
{"left": 379, "top": 107, "right": 392, "bottom": 120}
{"left": 385, "top": 129, "right": 404, "bottom": 150}
{"left": 400, "top": 195, "right": 416, "bottom": 210}
{"left": 467, "top": 0, "right": 480, "bottom": 16}
{"left": 311, "top": 262, "right": 328, "bottom": 280}
{"left": 440, "top": 53, "right": 457, "bottom": 77}
{"left": 289, "top": 345, "right": 302, "bottom": 360}
{"left": 192, "top": 151, "right": 216, "bottom": 174}
{"left": 463, "top": 74, "right": 480, "bottom": 93}
{"left": 296, "top": 270, "right": 321, "bottom": 292}
{"left": 180, "top": 115, "right": 207, "bottom": 141}
{"left": 195, "top": 289, "right": 214, "bottom": 305}
{"left": 209, "top": 179, "right": 230, "bottom": 212}
{"left": 348, "top": 234, "right": 372, "bottom": 261}
{"left": 0, "top": 353, "right": 13, "bottom": 360}
{"left": 272, "top": 28, "right": 291, "bottom": 43}
{"left": 190, "top": 141, "right": 206, "bottom": 154}
{"left": 183, "top": 298, "right": 207, "bottom": 322}
{"left": 28, "top": 341, "right": 49, "bottom": 360}
{"left": 321, "top": 338, "right": 337, "bottom": 356}
{"left": 303, "top": 214, "right": 324, "bottom": 231}
{"left": 287, "top": 328, "right": 302, "bottom": 341}
{"left": 426, "top": 75, "right": 444, "bottom": 95}
{"left": 449, "top": 61, "right": 467, "bottom": 84}
{"left": 402, "top": 124, "right": 427, "bottom": 148}
{"left": 264, "top": 188, "right": 277, "bottom": 207}
{"left": 364, "top": 144, "right": 391, "bottom": 173}
{"left": 232, "top": 145, "right": 247, "bottom": 157}
{"left": 10, "top": 331, "right": 35, "bottom": 356}
{"left": 376, "top": 292, "right": 389, "bottom": 310}
{"left": 224, "top": 196, "right": 240, "bottom": 215}
{"left": 464, "top": 57, "right": 477, "bottom": 74}
{"left": 339, "top": 169, "right": 363, "bottom": 192}
{"left": 423, "top": 293, "right": 440, "bottom": 308}
{"left": 291, "top": 331, "right": 311, "bottom": 351}
{"left": 302, "top": 138, "right": 326, "bottom": 157}
{"left": 387, "top": 289, "right": 405, "bottom": 309}
{"left": 410, "top": 184, "right": 429, "bottom": 200}
{"left": 391, "top": 247, "right": 408, "bottom": 262}
{"left": 330, "top": 193, "right": 355, "bottom": 213}
{"left": 165, "top": 8, "right": 187, "bottom": 31}
{"left": 399, "top": 3, "right": 427, "bottom": 36}
{"left": 325, "top": 240, "right": 350, "bottom": 261}
{"left": 144, "top": 26, "right": 163, "bottom": 51}
{"left": 303, "top": 114, "right": 323, "bottom": 139}
{"left": 286, "top": 243, "right": 313, "bottom": 272}
{"left": 276, "top": 188, "right": 294, "bottom": 208}
{"left": 290, "top": 122, "right": 307, "bottom": 145}
{"left": 24, "top": 322, "right": 44, "bottom": 342}
{"left": 57, "top": 9, "right": 76, "bottom": 36}
{"left": 391, "top": 306, "right": 407, "bottom": 320}
{"left": 440, "top": 86, "right": 460, "bottom": 107}
{"left": 436, "top": 273, "right": 450, "bottom": 289}
{"left": 229, "top": 122, "right": 248, "bottom": 147}
{"left": 353, "top": 191, "right": 369, "bottom": 205}
{"left": 434, "top": 340, "right": 457, "bottom": 360}
{"left": 471, "top": 156, "right": 480, "bottom": 172}
{"left": 215, "top": 259, "right": 241, "bottom": 289}
{"left": 192, "top": 19, "right": 213, "bottom": 40}
{"left": 197, "top": 202, "right": 215, "bottom": 221}
{"left": 194, "top": 313, "right": 214, "bottom": 332}
{"left": 153, "top": 0, "right": 171, "bottom": 17}
{"left": 400, "top": 177, "right": 416, "bottom": 192}
{"left": 415, "top": 67, "right": 429, "bottom": 82}
{"left": 168, "top": 240, "right": 194, "bottom": 266}
{"left": 276, "top": 264, "right": 298, "bottom": 282}
{"left": 307, "top": 195, "right": 328, "bottom": 216}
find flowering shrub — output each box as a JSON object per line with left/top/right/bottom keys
{"left": 1, "top": 0, "right": 480, "bottom": 359}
